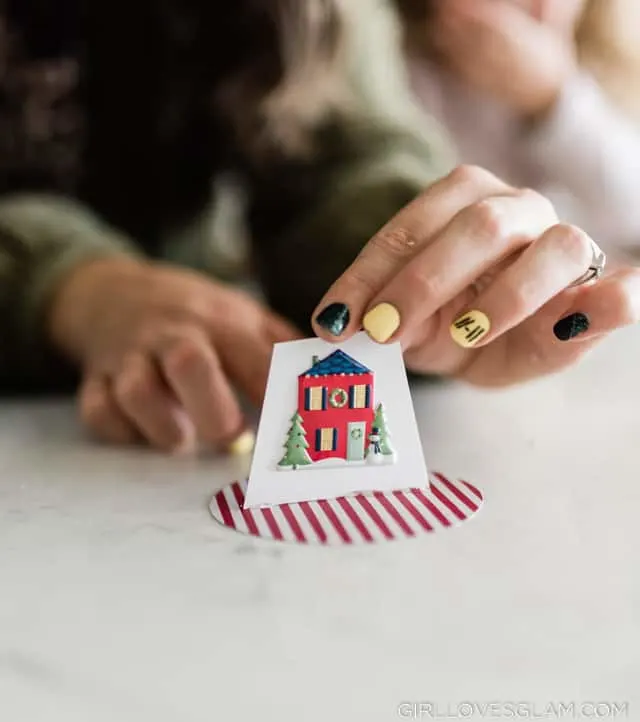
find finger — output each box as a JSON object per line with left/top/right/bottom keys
{"left": 461, "top": 266, "right": 640, "bottom": 386}
{"left": 550, "top": 266, "right": 640, "bottom": 342}
{"left": 448, "top": 0, "right": 531, "bottom": 23}
{"left": 432, "top": 20, "right": 480, "bottom": 64}
{"left": 442, "top": 0, "right": 486, "bottom": 18}
{"left": 445, "top": 258, "right": 639, "bottom": 388}
{"left": 530, "top": 0, "right": 547, "bottom": 21}
{"left": 312, "top": 165, "right": 512, "bottom": 341}
{"left": 159, "top": 329, "right": 245, "bottom": 448}
{"left": 264, "top": 312, "right": 304, "bottom": 345}
{"left": 112, "top": 352, "right": 195, "bottom": 452}
{"left": 215, "top": 309, "right": 300, "bottom": 407}
{"left": 78, "top": 374, "right": 139, "bottom": 445}
{"left": 219, "top": 331, "right": 276, "bottom": 408}
{"left": 364, "top": 188, "right": 558, "bottom": 345}
{"left": 533, "top": 0, "right": 566, "bottom": 25}
{"left": 448, "top": 224, "right": 593, "bottom": 349}
{"left": 435, "top": 4, "right": 520, "bottom": 76}
{"left": 438, "top": 0, "right": 506, "bottom": 41}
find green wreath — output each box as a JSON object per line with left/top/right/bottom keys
{"left": 329, "top": 388, "right": 348, "bottom": 409}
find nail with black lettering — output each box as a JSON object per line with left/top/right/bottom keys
{"left": 450, "top": 310, "right": 491, "bottom": 348}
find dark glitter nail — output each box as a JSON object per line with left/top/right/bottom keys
{"left": 315, "top": 302, "right": 350, "bottom": 336}
{"left": 553, "top": 312, "right": 590, "bottom": 341}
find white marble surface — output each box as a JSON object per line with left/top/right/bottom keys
{"left": 1, "top": 329, "right": 639, "bottom": 722}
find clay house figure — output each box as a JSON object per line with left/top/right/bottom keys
{"left": 298, "top": 350, "right": 375, "bottom": 464}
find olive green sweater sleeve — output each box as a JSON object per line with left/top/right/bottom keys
{"left": 0, "top": 194, "right": 140, "bottom": 393}
{"left": 249, "top": 0, "right": 456, "bottom": 331}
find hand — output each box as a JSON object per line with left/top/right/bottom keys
{"left": 49, "top": 257, "right": 300, "bottom": 451}
{"left": 431, "top": 0, "right": 579, "bottom": 119}
{"left": 312, "top": 165, "right": 640, "bottom": 387}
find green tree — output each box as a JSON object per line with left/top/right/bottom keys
{"left": 373, "top": 403, "right": 394, "bottom": 456}
{"left": 278, "top": 412, "right": 312, "bottom": 469}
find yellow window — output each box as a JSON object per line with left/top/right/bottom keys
{"left": 351, "top": 384, "right": 369, "bottom": 409}
{"left": 308, "top": 386, "right": 325, "bottom": 410}
{"left": 319, "top": 428, "right": 336, "bottom": 451}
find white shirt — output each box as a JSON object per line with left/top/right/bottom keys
{"left": 407, "top": 56, "right": 640, "bottom": 252}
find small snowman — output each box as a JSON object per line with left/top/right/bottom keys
{"left": 366, "top": 426, "right": 384, "bottom": 465}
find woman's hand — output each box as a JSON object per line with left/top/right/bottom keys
{"left": 312, "top": 165, "right": 640, "bottom": 387}
{"left": 49, "top": 258, "right": 300, "bottom": 452}
{"left": 430, "top": 0, "right": 579, "bottom": 119}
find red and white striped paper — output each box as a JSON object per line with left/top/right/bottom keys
{"left": 209, "top": 472, "right": 483, "bottom": 545}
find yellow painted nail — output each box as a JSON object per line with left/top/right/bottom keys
{"left": 363, "top": 303, "right": 401, "bottom": 343}
{"left": 450, "top": 310, "right": 491, "bottom": 348}
{"left": 228, "top": 430, "right": 256, "bottom": 456}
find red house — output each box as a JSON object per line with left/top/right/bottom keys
{"left": 298, "top": 350, "right": 375, "bottom": 463}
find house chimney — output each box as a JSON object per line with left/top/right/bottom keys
{"left": 312, "top": 355, "right": 319, "bottom": 366}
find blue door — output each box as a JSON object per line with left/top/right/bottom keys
{"left": 347, "top": 422, "right": 366, "bottom": 461}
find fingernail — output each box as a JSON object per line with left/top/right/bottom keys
{"left": 170, "top": 413, "right": 197, "bottom": 455}
{"left": 363, "top": 303, "right": 401, "bottom": 343}
{"left": 315, "top": 302, "right": 350, "bottom": 337}
{"left": 171, "top": 436, "right": 196, "bottom": 456}
{"left": 450, "top": 310, "right": 491, "bottom": 348}
{"left": 553, "top": 312, "right": 590, "bottom": 341}
{"left": 228, "top": 430, "right": 256, "bottom": 456}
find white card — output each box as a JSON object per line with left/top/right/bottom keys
{"left": 244, "top": 332, "right": 429, "bottom": 508}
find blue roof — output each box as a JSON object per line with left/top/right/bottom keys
{"left": 300, "top": 349, "right": 371, "bottom": 377}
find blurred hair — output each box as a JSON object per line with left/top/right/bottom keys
{"left": 213, "top": 0, "right": 347, "bottom": 162}
{"left": 578, "top": 0, "right": 640, "bottom": 121}
{"left": 81, "top": 0, "right": 347, "bottom": 247}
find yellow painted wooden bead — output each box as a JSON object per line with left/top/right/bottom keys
{"left": 228, "top": 430, "right": 256, "bottom": 456}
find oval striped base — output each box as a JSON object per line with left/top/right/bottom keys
{"left": 209, "top": 472, "right": 483, "bottom": 545}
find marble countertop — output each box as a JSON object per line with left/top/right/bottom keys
{"left": 1, "top": 329, "right": 639, "bottom": 722}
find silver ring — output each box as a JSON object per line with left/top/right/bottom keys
{"left": 570, "top": 240, "right": 606, "bottom": 287}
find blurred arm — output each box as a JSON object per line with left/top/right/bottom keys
{"left": 522, "top": 72, "right": 640, "bottom": 249}
{"left": 0, "top": 195, "right": 140, "bottom": 393}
